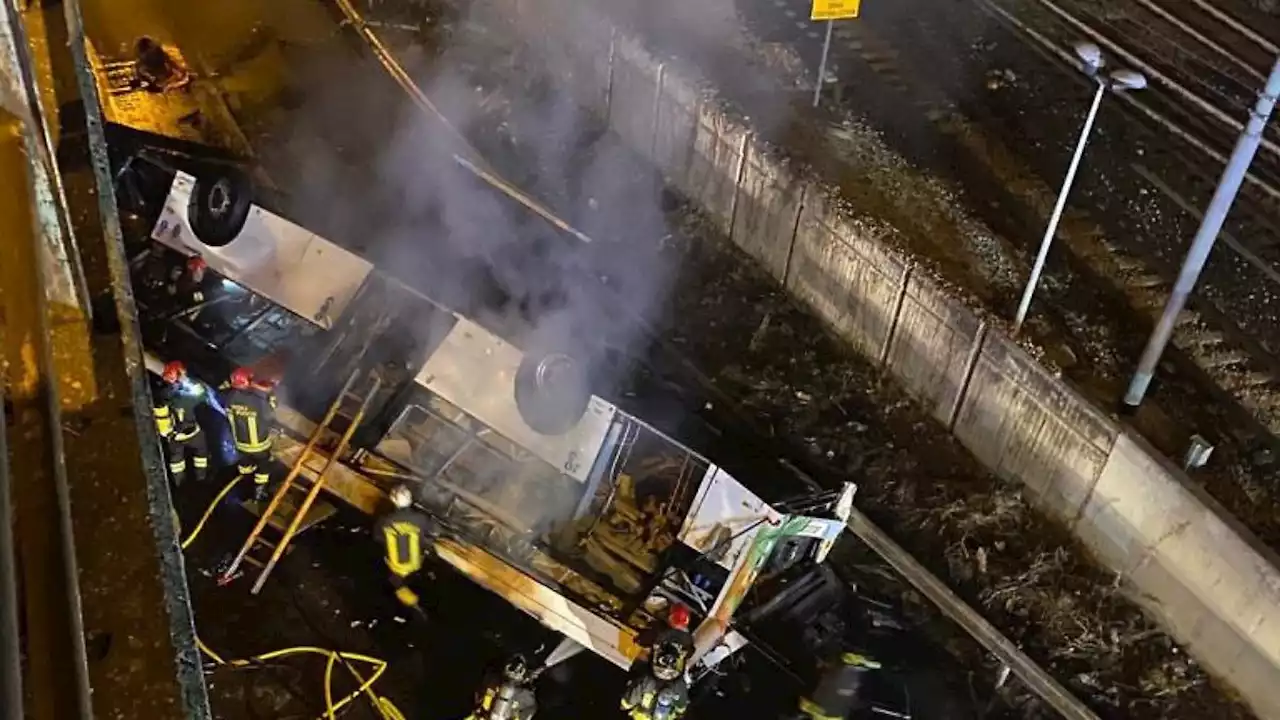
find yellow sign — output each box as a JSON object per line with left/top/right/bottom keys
{"left": 811, "top": 0, "right": 860, "bottom": 21}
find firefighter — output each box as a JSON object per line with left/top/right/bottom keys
{"left": 622, "top": 604, "right": 694, "bottom": 720}
{"left": 621, "top": 647, "right": 690, "bottom": 720}
{"left": 465, "top": 655, "right": 538, "bottom": 720}
{"left": 133, "top": 36, "right": 189, "bottom": 92}
{"left": 645, "top": 604, "right": 695, "bottom": 675}
{"left": 622, "top": 677, "right": 689, "bottom": 720}
{"left": 221, "top": 367, "right": 277, "bottom": 501}
{"left": 168, "top": 255, "right": 209, "bottom": 305}
{"left": 374, "top": 484, "right": 438, "bottom": 613}
{"left": 153, "top": 360, "right": 211, "bottom": 484}
{"left": 791, "top": 650, "right": 882, "bottom": 720}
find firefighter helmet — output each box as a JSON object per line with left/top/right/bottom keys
{"left": 653, "top": 685, "right": 681, "bottom": 720}
{"left": 651, "top": 640, "right": 685, "bottom": 681}
{"left": 503, "top": 655, "right": 530, "bottom": 684}
{"left": 668, "top": 603, "right": 690, "bottom": 631}
{"left": 229, "top": 367, "right": 253, "bottom": 389}
{"left": 389, "top": 484, "right": 413, "bottom": 510}
{"left": 162, "top": 360, "right": 186, "bottom": 384}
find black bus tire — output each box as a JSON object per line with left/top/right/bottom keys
{"left": 514, "top": 350, "right": 591, "bottom": 436}
{"left": 187, "top": 168, "right": 252, "bottom": 247}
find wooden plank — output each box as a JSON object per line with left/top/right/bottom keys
{"left": 844, "top": 509, "right": 1100, "bottom": 720}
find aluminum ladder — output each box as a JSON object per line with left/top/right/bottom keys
{"left": 219, "top": 369, "right": 383, "bottom": 593}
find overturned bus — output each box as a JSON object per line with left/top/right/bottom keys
{"left": 126, "top": 162, "right": 864, "bottom": 682}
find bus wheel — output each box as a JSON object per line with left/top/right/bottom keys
{"left": 514, "top": 350, "right": 591, "bottom": 436}
{"left": 187, "top": 168, "right": 252, "bottom": 247}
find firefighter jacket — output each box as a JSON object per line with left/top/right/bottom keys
{"left": 467, "top": 678, "right": 537, "bottom": 720}
{"left": 799, "top": 652, "right": 880, "bottom": 720}
{"left": 221, "top": 385, "right": 277, "bottom": 453}
{"left": 374, "top": 508, "right": 438, "bottom": 578}
{"left": 153, "top": 380, "right": 207, "bottom": 441}
{"left": 636, "top": 626, "right": 694, "bottom": 677}
{"left": 621, "top": 674, "right": 688, "bottom": 720}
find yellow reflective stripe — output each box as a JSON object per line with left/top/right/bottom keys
{"left": 395, "top": 587, "right": 419, "bottom": 606}
{"left": 245, "top": 415, "right": 259, "bottom": 447}
{"left": 169, "top": 460, "right": 187, "bottom": 472}
{"left": 798, "top": 697, "right": 839, "bottom": 720}
{"left": 192, "top": 457, "right": 209, "bottom": 468}
{"left": 384, "top": 526, "right": 421, "bottom": 576}
{"left": 155, "top": 416, "right": 174, "bottom": 436}
{"left": 234, "top": 439, "right": 272, "bottom": 453}
{"left": 153, "top": 406, "right": 170, "bottom": 417}
{"left": 173, "top": 428, "right": 199, "bottom": 442}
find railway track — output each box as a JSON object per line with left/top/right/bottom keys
{"left": 969, "top": 0, "right": 1280, "bottom": 438}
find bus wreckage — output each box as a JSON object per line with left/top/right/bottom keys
{"left": 96, "top": 37, "right": 920, "bottom": 715}
{"left": 129, "top": 164, "right": 868, "bottom": 676}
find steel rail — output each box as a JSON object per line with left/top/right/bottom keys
{"left": 1133, "top": 0, "right": 1265, "bottom": 82}
{"left": 977, "top": 0, "right": 1280, "bottom": 279}
{"left": 1037, "top": 0, "right": 1280, "bottom": 163}
{"left": 1188, "top": 0, "right": 1280, "bottom": 55}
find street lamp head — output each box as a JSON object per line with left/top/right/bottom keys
{"left": 1108, "top": 68, "right": 1148, "bottom": 91}
{"left": 1073, "top": 41, "right": 1104, "bottom": 73}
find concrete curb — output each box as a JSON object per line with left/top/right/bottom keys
{"left": 476, "top": 1, "right": 1280, "bottom": 715}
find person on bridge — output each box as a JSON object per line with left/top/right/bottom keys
{"left": 464, "top": 655, "right": 539, "bottom": 720}
{"left": 154, "top": 360, "right": 211, "bottom": 485}
{"left": 375, "top": 484, "right": 439, "bottom": 614}
{"left": 220, "top": 367, "right": 277, "bottom": 501}
{"left": 132, "top": 36, "right": 190, "bottom": 92}
{"left": 790, "top": 649, "right": 882, "bottom": 720}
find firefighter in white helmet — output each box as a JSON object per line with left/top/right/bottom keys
{"left": 374, "top": 484, "right": 438, "bottom": 614}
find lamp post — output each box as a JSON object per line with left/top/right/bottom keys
{"left": 1013, "top": 43, "right": 1147, "bottom": 333}
{"left": 1124, "top": 54, "right": 1280, "bottom": 410}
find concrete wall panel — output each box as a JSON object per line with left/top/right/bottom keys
{"left": 729, "top": 145, "right": 805, "bottom": 282}
{"left": 1081, "top": 432, "right": 1280, "bottom": 718}
{"left": 786, "top": 199, "right": 906, "bottom": 360}
{"left": 885, "top": 274, "right": 983, "bottom": 425}
{"left": 954, "top": 333, "right": 1116, "bottom": 522}
{"left": 608, "top": 38, "right": 661, "bottom": 152}
{"left": 683, "top": 108, "right": 747, "bottom": 233}
{"left": 652, "top": 71, "right": 700, "bottom": 190}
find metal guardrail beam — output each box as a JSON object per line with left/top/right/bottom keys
{"left": 844, "top": 509, "right": 1100, "bottom": 720}
{"left": 0, "top": 0, "right": 211, "bottom": 716}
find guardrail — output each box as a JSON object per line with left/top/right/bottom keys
{"left": 0, "top": 0, "right": 211, "bottom": 716}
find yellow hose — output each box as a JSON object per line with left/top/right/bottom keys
{"left": 182, "top": 474, "right": 243, "bottom": 550}
{"left": 180, "top": 475, "right": 406, "bottom": 719}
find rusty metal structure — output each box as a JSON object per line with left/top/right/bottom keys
{"left": 0, "top": 0, "right": 210, "bottom": 717}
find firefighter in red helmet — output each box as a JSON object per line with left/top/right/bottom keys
{"left": 220, "top": 366, "right": 278, "bottom": 500}
{"left": 154, "top": 360, "right": 210, "bottom": 484}
{"left": 622, "top": 603, "right": 694, "bottom": 719}
{"left": 167, "top": 254, "right": 210, "bottom": 319}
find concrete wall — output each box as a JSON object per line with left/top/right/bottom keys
{"left": 477, "top": 3, "right": 1280, "bottom": 716}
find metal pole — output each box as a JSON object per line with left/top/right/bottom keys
{"left": 813, "top": 20, "right": 834, "bottom": 108}
{"left": 1013, "top": 81, "right": 1107, "bottom": 332}
{"left": 1124, "top": 54, "right": 1280, "bottom": 409}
